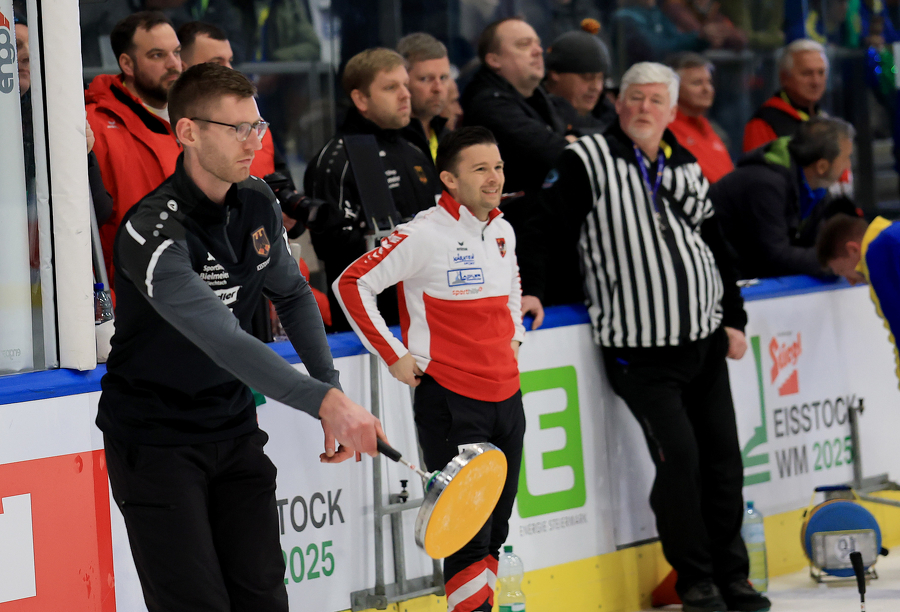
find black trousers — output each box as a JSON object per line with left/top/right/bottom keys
{"left": 413, "top": 375, "right": 525, "bottom": 612}
{"left": 104, "top": 430, "right": 288, "bottom": 612}
{"left": 602, "top": 328, "right": 749, "bottom": 594}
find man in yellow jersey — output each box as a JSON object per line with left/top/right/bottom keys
{"left": 817, "top": 214, "right": 900, "bottom": 386}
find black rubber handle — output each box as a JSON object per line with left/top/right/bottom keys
{"left": 850, "top": 551, "right": 866, "bottom": 597}
{"left": 377, "top": 438, "right": 403, "bottom": 462}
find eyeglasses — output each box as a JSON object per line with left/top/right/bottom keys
{"left": 190, "top": 118, "right": 269, "bottom": 142}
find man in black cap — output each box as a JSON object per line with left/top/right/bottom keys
{"left": 544, "top": 28, "right": 617, "bottom": 135}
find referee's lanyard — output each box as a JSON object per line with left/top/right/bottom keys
{"left": 634, "top": 144, "right": 668, "bottom": 232}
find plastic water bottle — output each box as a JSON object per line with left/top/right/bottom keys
{"left": 498, "top": 545, "right": 526, "bottom": 612}
{"left": 741, "top": 501, "right": 768, "bottom": 592}
{"left": 94, "top": 282, "right": 114, "bottom": 324}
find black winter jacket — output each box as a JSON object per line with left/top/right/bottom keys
{"left": 710, "top": 137, "right": 844, "bottom": 279}
{"left": 304, "top": 108, "right": 439, "bottom": 274}
{"left": 304, "top": 107, "right": 440, "bottom": 329}
{"left": 461, "top": 67, "right": 568, "bottom": 194}
{"left": 461, "top": 67, "right": 569, "bottom": 299}
{"left": 401, "top": 115, "right": 449, "bottom": 165}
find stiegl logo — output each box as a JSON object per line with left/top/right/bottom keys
{"left": 770, "top": 332, "right": 801, "bottom": 396}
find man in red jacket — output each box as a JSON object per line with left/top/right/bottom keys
{"left": 86, "top": 11, "right": 183, "bottom": 285}
{"left": 743, "top": 38, "right": 828, "bottom": 152}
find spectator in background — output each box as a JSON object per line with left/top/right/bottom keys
{"left": 178, "top": 20, "right": 234, "bottom": 68}
{"left": 304, "top": 48, "right": 439, "bottom": 331}
{"left": 743, "top": 39, "right": 829, "bottom": 152}
{"left": 549, "top": 0, "right": 603, "bottom": 40}
{"left": 397, "top": 33, "right": 451, "bottom": 162}
{"left": 441, "top": 71, "right": 464, "bottom": 131}
{"left": 667, "top": 52, "right": 734, "bottom": 183}
{"left": 79, "top": 0, "right": 132, "bottom": 67}
{"left": 540, "top": 23, "right": 616, "bottom": 306}
{"left": 718, "top": 0, "right": 784, "bottom": 50}
{"left": 86, "top": 11, "right": 183, "bottom": 286}
{"left": 662, "top": 0, "right": 748, "bottom": 50}
{"left": 461, "top": 17, "right": 573, "bottom": 325}
{"left": 712, "top": 117, "right": 857, "bottom": 279}
{"left": 141, "top": 0, "right": 247, "bottom": 62}
{"left": 610, "top": 0, "right": 728, "bottom": 67}
{"left": 255, "top": 0, "right": 321, "bottom": 62}
{"left": 544, "top": 24, "right": 617, "bottom": 135}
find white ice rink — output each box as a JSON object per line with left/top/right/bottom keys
{"left": 645, "top": 546, "right": 900, "bottom": 611}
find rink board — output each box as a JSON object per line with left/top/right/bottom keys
{"left": 2, "top": 280, "right": 900, "bottom": 610}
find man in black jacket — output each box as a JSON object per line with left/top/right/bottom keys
{"left": 98, "top": 64, "right": 384, "bottom": 612}
{"left": 461, "top": 17, "right": 573, "bottom": 323}
{"left": 304, "top": 48, "right": 440, "bottom": 330}
{"left": 710, "top": 116, "right": 856, "bottom": 279}
{"left": 544, "top": 28, "right": 616, "bottom": 137}
{"left": 397, "top": 32, "right": 451, "bottom": 163}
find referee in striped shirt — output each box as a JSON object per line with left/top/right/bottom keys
{"left": 545, "top": 62, "right": 769, "bottom": 612}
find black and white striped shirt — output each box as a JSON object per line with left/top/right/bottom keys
{"left": 547, "top": 123, "right": 744, "bottom": 348}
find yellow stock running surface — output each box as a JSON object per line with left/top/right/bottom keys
{"left": 423, "top": 448, "right": 507, "bottom": 559}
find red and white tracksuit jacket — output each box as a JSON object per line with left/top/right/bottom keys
{"left": 335, "top": 191, "right": 525, "bottom": 402}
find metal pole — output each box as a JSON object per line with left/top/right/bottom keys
{"left": 389, "top": 493, "right": 408, "bottom": 595}
{"left": 370, "top": 346, "right": 386, "bottom": 599}
{"left": 849, "top": 397, "right": 864, "bottom": 490}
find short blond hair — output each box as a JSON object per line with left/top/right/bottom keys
{"left": 342, "top": 48, "right": 405, "bottom": 97}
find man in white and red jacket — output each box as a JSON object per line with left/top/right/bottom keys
{"left": 335, "top": 126, "right": 525, "bottom": 612}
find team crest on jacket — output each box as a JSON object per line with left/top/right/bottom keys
{"left": 496, "top": 237, "right": 507, "bottom": 257}
{"left": 252, "top": 227, "right": 270, "bottom": 257}
{"left": 414, "top": 165, "right": 429, "bottom": 184}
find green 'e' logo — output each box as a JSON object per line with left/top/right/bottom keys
{"left": 517, "top": 366, "right": 586, "bottom": 518}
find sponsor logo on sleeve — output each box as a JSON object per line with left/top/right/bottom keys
{"left": 447, "top": 268, "right": 484, "bottom": 286}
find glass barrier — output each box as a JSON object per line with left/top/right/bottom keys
{"left": 0, "top": 0, "right": 55, "bottom": 375}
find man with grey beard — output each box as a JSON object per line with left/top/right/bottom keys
{"left": 86, "top": 11, "right": 183, "bottom": 286}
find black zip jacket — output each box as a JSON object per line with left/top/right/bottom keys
{"left": 460, "top": 67, "right": 569, "bottom": 299}
{"left": 461, "top": 66, "right": 568, "bottom": 195}
{"left": 304, "top": 107, "right": 439, "bottom": 329}
{"left": 401, "top": 115, "right": 449, "bottom": 164}
{"left": 97, "top": 155, "right": 340, "bottom": 445}
{"left": 709, "top": 137, "right": 850, "bottom": 279}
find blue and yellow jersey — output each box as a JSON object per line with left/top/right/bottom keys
{"left": 858, "top": 216, "right": 900, "bottom": 387}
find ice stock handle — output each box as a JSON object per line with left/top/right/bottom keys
{"left": 377, "top": 439, "right": 403, "bottom": 462}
